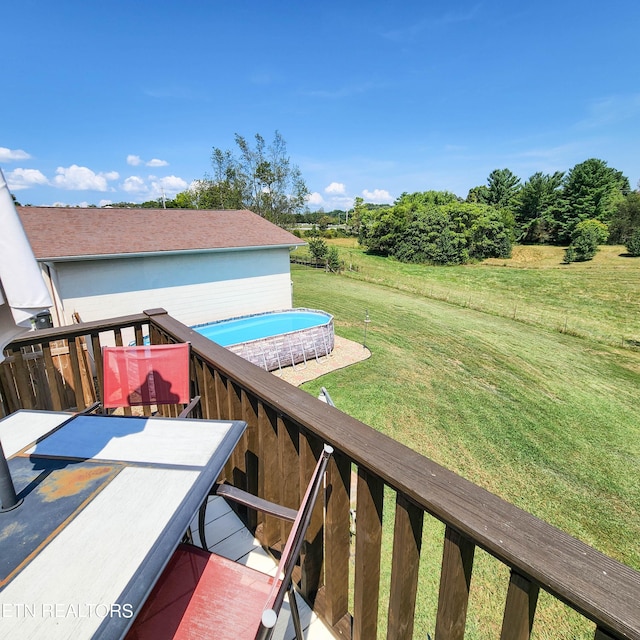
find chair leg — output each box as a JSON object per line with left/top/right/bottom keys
{"left": 198, "top": 499, "right": 208, "bottom": 550}
{"left": 287, "top": 583, "right": 304, "bottom": 640}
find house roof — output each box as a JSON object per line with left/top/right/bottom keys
{"left": 18, "top": 207, "right": 304, "bottom": 260}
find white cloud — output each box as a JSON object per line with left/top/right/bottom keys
{"left": 99, "top": 199, "right": 113, "bottom": 207}
{"left": 53, "top": 165, "right": 119, "bottom": 191}
{"left": 329, "top": 195, "right": 356, "bottom": 210}
{"left": 306, "top": 192, "right": 324, "bottom": 205}
{"left": 146, "top": 158, "right": 169, "bottom": 167}
{"left": 121, "top": 174, "right": 188, "bottom": 200}
{"left": 0, "top": 147, "right": 31, "bottom": 162}
{"left": 128, "top": 155, "right": 169, "bottom": 168}
{"left": 148, "top": 175, "right": 188, "bottom": 199}
{"left": 122, "top": 176, "right": 148, "bottom": 194}
{"left": 362, "top": 188, "right": 393, "bottom": 204}
{"left": 5, "top": 168, "right": 49, "bottom": 190}
{"left": 324, "top": 182, "right": 346, "bottom": 194}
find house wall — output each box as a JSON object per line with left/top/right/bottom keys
{"left": 47, "top": 248, "right": 294, "bottom": 327}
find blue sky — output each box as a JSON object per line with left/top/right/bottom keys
{"left": 2, "top": 0, "right": 639, "bottom": 211}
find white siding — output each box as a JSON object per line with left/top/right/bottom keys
{"left": 51, "top": 248, "right": 293, "bottom": 327}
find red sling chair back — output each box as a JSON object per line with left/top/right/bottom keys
{"left": 102, "top": 343, "right": 199, "bottom": 418}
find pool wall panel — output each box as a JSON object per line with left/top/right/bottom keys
{"left": 227, "top": 322, "right": 335, "bottom": 371}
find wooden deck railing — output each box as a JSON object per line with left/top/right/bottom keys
{"left": 1, "top": 309, "right": 639, "bottom": 640}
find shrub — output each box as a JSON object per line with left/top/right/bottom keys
{"left": 574, "top": 219, "right": 609, "bottom": 244}
{"left": 564, "top": 219, "right": 608, "bottom": 262}
{"left": 326, "top": 246, "right": 343, "bottom": 272}
{"left": 563, "top": 245, "right": 577, "bottom": 264}
{"left": 626, "top": 230, "right": 640, "bottom": 257}
{"left": 307, "top": 237, "right": 328, "bottom": 261}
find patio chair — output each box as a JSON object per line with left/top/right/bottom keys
{"left": 96, "top": 342, "right": 200, "bottom": 418}
{"left": 125, "top": 444, "right": 334, "bottom": 640}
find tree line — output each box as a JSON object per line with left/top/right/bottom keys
{"left": 354, "top": 158, "right": 640, "bottom": 264}
{"left": 355, "top": 191, "right": 513, "bottom": 265}
{"left": 467, "top": 159, "right": 631, "bottom": 245}
{"left": 100, "top": 139, "right": 639, "bottom": 264}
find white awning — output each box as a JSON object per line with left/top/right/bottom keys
{"left": 0, "top": 168, "right": 52, "bottom": 361}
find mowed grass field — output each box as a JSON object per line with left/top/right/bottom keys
{"left": 289, "top": 243, "right": 640, "bottom": 639}
{"left": 301, "top": 240, "right": 640, "bottom": 348}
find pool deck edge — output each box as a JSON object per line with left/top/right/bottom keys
{"left": 273, "top": 335, "right": 371, "bottom": 386}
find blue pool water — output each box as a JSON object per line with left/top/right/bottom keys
{"left": 193, "top": 310, "right": 331, "bottom": 347}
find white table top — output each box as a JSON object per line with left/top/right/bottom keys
{"left": 0, "top": 410, "right": 246, "bottom": 640}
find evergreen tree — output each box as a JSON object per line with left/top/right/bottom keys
{"left": 485, "top": 169, "right": 521, "bottom": 209}
{"left": 554, "top": 159, "right": 629, "bottom": 244}
{"left": 514, "top": 171, "right": 564, "bottom": 243}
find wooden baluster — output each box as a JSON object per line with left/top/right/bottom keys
{"left": 11, "top": 347, "right": 34, "bottom": 409}
{"left": 67, "top": 338, "right": 86, "bottom": 411}
{"left": 215, "top": 371, "right": 231, "bottom": 476}
{"left": 387, "top": 494, "right": 424, "bottom": 640}
{"left": 42, "top": 342, "right": 63, "bottom": 411}
{"left": 77, "top": 336, "right": 95, "bottom": 407}
{"left": 353, "top": 467, "right": 384, "bottom": 640}
{"left": 500, "top": 571, "right": 539, "bottom": 640}
{"left": 28, "top": 345, "right": 49, "bottom": 410}
{"left": 324, "top": 450, "right": 351, "bottom": 628}
{"left": 202, "top": 363, "right": 216, "bottom": 420}
{"left": 191, "top": 357, "right": 204, "bottom": 419}
{"left": 278, "top": 416, "right": 299, "bottom": 550}
{"left": 111, "top": 330, "right": 133, "bottom": 415}
{"left": 227, "top": 381, "right": 244, "bottom": 501}
{"left": 241, "top": 390, "right": 259, "bottom": 530}
{"left": 0, "top": 358, "right": 20, "bottom": 414}
{"left": 214, "top": 370, "right": 229, "bottom": 420}
{"left": 299, "top": 431, "right": 324, "bottom": 602}
{"left": 149, "top": 323, "right": 161, "bottom": 345}
{"left": 258, "top": 403, "right": 280, "bottom": 547}
{"left": 130, "top": 325, "right": 152, "bottom": 415}
{"left": 435, "top": 526, "right": 475, "bottom": 640}
{"left": 91, "top": 333, "right": 103, "bottom": 408}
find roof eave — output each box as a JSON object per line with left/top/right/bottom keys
{"left": 36, "top": 242, "right": 306, "bottom": 262}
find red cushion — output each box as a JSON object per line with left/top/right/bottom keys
{"left": 126, "top": 544, "right": 280, "bottom": 640}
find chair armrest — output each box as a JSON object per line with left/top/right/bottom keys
{"left": 178, "top": 395, "right": 201, "bottom": 418}
{"left": 214, "top": 484, "right": 298, "bottom": 522}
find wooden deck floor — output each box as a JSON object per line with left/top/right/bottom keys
{"left": 189, "top": 496, "right": 336, "bottom": 640}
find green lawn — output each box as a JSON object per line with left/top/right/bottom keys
{"left": 294, "top": 241, "right": 640, "bottom": 348}
{"left": 289, "top": 246, "right": 640, "bottom": 639}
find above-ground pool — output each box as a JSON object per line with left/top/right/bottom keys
{"left": 192, "top": 308, "right": 334, "bottom": 372}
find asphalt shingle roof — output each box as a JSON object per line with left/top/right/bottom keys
{"left": 18, "top": 207, "right": 304, "bottom": 260}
